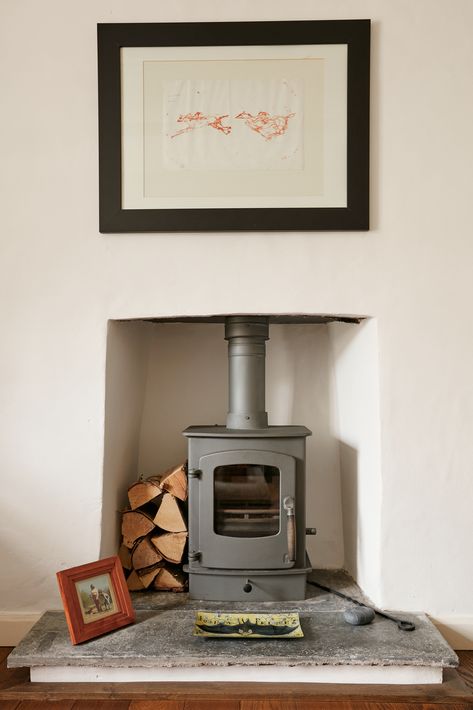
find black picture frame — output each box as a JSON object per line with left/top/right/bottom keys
{"left": 98, "top": 20, "right": 370, "bottom": 233}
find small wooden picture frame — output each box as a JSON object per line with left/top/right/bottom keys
{"left": 56, "top": 556, "right": 135, "bottom": 644}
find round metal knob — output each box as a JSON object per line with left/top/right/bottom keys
{"left": 243, "top": 582, "right": 252, "bottom": 593}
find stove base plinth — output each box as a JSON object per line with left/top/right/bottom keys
{"left": 186, "top": 566, "right": 311, "bottom": 601}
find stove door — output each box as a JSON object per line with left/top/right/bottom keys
{"left": 198, "top": 449, "right": 296, "bottom": 570}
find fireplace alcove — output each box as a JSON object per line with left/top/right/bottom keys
{"left": 100, "top": 314, "right": 383, "bottom": 604}
{"left": 11, "top": 313, "right": 458, "bottom": 687}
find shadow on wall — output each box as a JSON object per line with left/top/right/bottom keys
{"left": 328, "top": 319, "right": 382, "bottom": 602}
{"left": 339, "top": 441, "right": 359, "bottom": 581}
{"left": 268, "top": 325, "right": 345, "bottom": 569}
{"left": 100, "top": 321, "right": 150, "bottom": 558}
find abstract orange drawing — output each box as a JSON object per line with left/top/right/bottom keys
{"left": 171, "top": 112, "right": 232, "bottom": 138}
{"left": 171, "top": 111, "right": 296, "bottom": 141}
{"left": 235, "top": 111, "right": 296, "bottom": 141}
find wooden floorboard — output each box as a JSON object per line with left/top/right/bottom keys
{"left": 0, "top": 700, "right": 20, "bottom": 710}
{"left": 1, "top": 648, "right": 473, "bottom": 709}
{"left": 2, "top": 674, "right": 473, "bottom": 703}
{"left": 15, "top": 702, "right": 76, "bottom": 709}
{"left": 0, "top": 649, "right": 13, "bottom": 669}
{"left": 72, "top": 702, "right": 131, "bottom": 710}
{"left": 458, "top": 651, "right": 473, "bottom": 692}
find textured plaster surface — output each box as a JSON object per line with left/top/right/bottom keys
{"left": 9, "top": 572, "right": 457, "bottom": 670}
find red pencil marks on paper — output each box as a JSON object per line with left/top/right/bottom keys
{"left": 207, "top": 115, "right": 232, "bottom": 134}
{"left": 170, "top": 110, "right": 296, "bottom": 141}
{"left": 235, "top": 111, "right": 296, "bottom": 141}
{"left": 171, "top": 112, "right": 232, "bottom": 138}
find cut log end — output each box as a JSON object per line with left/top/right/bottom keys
{"left": 131, "top": 537, "right": 163, "bottom": 571}
{"left": 151, "top": 531, "right": 187, "bottom": 564}
{"left": 159, "top": 463, "right": 188, "bottom": 502}
{"left": 128, "top": 479, "right": 162, "bottom": 510}
{"left": 153, "top": 566, "right": 188, "bottom": 592}
{"left": 126, "top": 569, "right": 145, "bottom": 591}
{"left": 121, "top": 510, "right": 156, "bottom": 548}
{"left": 136, "top": 564, "right": 163, "bottom": 588}
{"left": 154, "top": 493, "right": 187, "bottom": 533}
{"left": 118, "top": 544, "right": 132, "bottom": 571}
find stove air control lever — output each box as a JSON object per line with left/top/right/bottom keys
{"left": 283, "top": 496, "right": 296, "bottom": 562}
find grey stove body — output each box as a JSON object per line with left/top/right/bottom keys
{"left": 183, "top": 316, "right": 312, "bottom": 601}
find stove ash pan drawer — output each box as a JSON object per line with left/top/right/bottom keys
{"left": 186, "top": 567, "right": 309, "bottom": 602}
{"left": 190, "top": 449, "right": 298, "bottom": 570}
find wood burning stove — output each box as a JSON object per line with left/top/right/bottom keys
{"left": 183, "top": 316, "right": 312, "bottom": 601}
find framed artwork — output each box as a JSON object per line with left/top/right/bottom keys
{"left": 98, "top": 20, "right": 370, "bottom": 232}
{"left": 56, "top": 556, "right": 135, "bottom": 644}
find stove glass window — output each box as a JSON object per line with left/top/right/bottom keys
{"left": 214, "top": 464, "right": 280, "bottom": 537}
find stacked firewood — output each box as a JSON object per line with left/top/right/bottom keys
{"left": 118, "top": 463, "right": 188, "bottom": 592}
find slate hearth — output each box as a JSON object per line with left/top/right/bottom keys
{"left": 8, "top": 571, "right": 457, "bottom": 685}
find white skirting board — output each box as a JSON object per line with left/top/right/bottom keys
{"left": 31, "top": 664, "right": 443, "bottom": 685}
{"left": 431, "top": 616, "right": 473, "bottom": 651}
{"left": 0, "top": 613, "right": 42, "bottom": 647}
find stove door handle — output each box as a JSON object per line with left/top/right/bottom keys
{"left": 283, "top": 496, "right": 296, "bottom": 562}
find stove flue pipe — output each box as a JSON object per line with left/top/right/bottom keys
{"left": 225, "top": 316, "right": 269, "bottom": 430}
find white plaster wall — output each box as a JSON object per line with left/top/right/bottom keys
{"left": 100, "top": 321, "right": 150, "bottom": 556}
{"left": 267, "top": 325, "right": 345, "bottom": 568}
{"left": 329, "top": 319, "right": 382, "bottom": 600}
{"left": 1, "top": 0, "right": 473, "bottom": 633}
{"left": 138, "top": 324, "right": 228, "bottom": 476}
